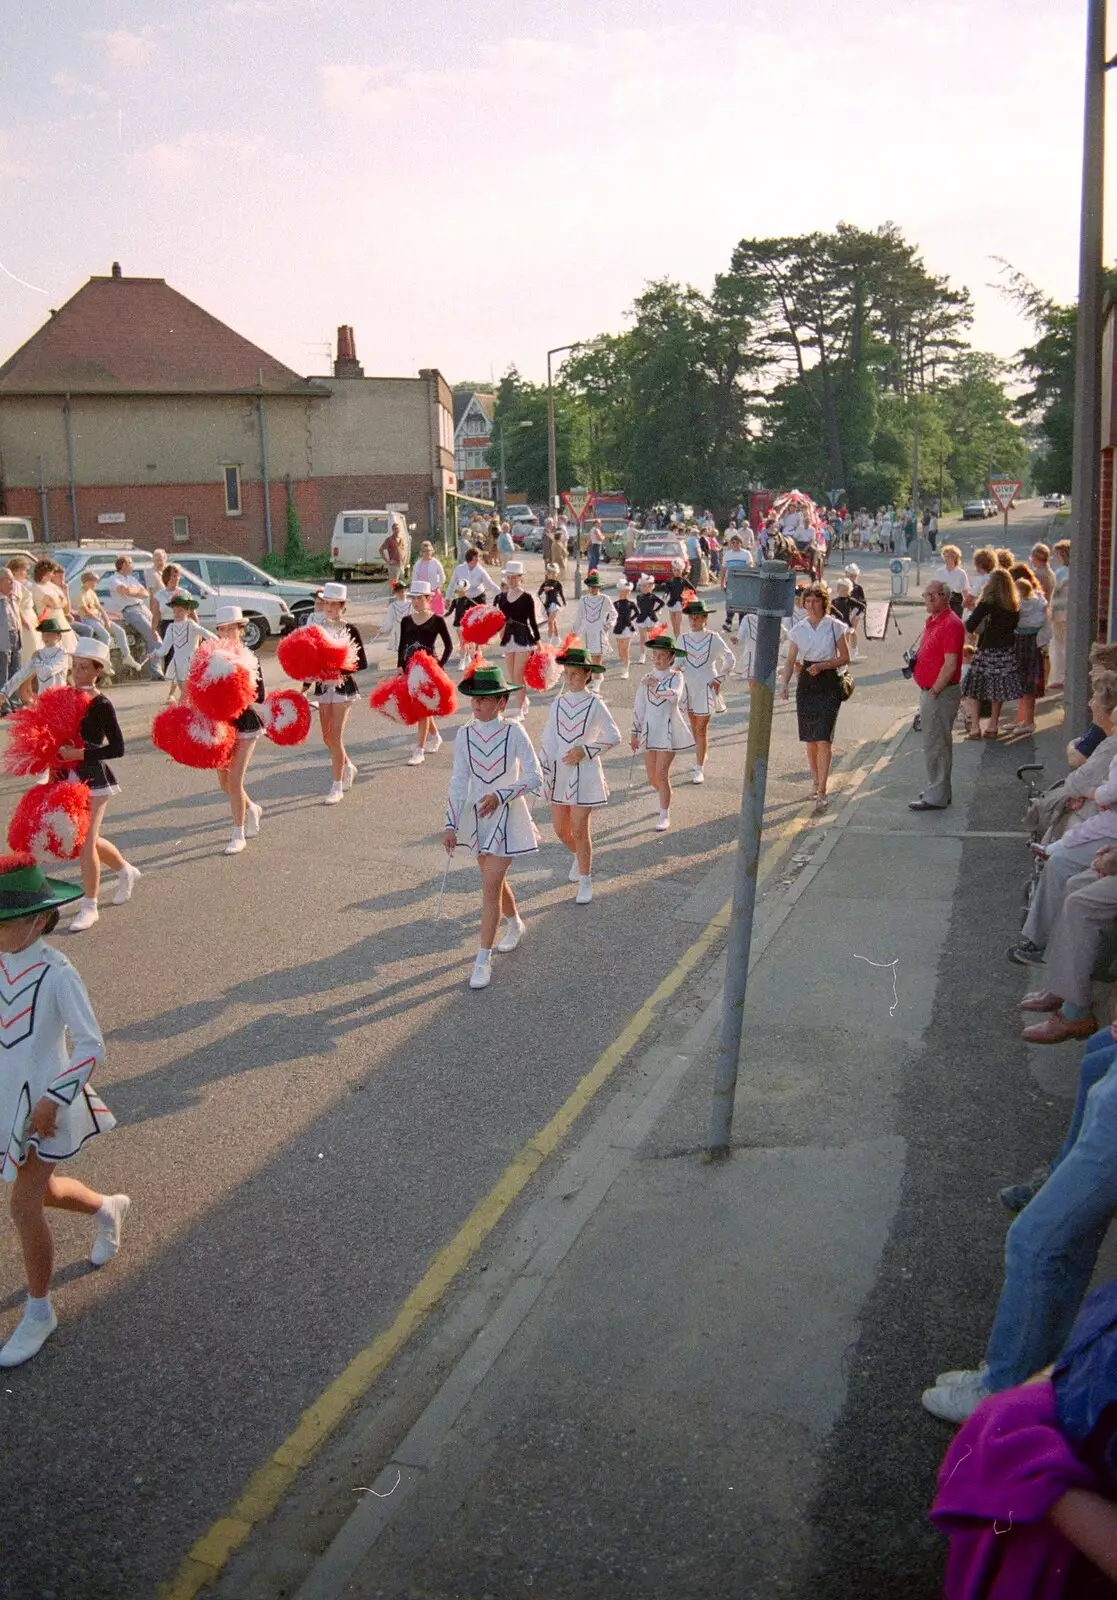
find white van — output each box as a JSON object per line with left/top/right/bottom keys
{"left": 0, "top": 516, "right": 35, "bottom": 545}
{"left": 330, "top": 510, "right": 410, "bottom": 580}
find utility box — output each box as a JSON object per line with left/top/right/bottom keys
{"left": 890, "top": 557, "right": 912, "bottom": 597}
{"left": 725, "top": 560, "right": 798, "bottom": 617}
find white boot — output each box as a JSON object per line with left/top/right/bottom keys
{"left": 244, "top": 801, "right": 262, "bottom": 838}
{"left": 324, "top": 781, "right": 344, "bottom": 804}
{"left": 575, "top": 875, "right": 593, "bottom": 905}
{"left": 428, "top": 731, "right": 443, "bottom": 752}
{"left": 406, "top": 748, "right": 426, "bottom": 766}
{"left": 111, "top": 863, "right": 141, "bottom": 905}
{"left": 692, "top": 765, "right": 705, "bottom": 785}
{"left": 225, "top": 828, "right": 246, "bottom": 855}
{"left": 69, "top": 897, "right": 99, "bottom": 932}
{"left": 655, "top": 809, "right": 671, "bottom": 832}
{"left": 495, "top": 915, "right": 525, "bottom": 953}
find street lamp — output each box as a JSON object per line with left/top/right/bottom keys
{"left": 547, "top": 342, "right": 582, "bottom": 594}
{"left": 492, "top": 418, "right": 533, "bottom": 514}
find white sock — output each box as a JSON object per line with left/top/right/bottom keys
{"left": 579, "top": 874, "right": 592, "bottom": 885}
{"left": 95, "top": 1197, "right": 116, "bottom": 1224}
{"left": 230, "top": 826, "right": 245, "bottom": 841}
{"left": 25, "top": 1293, "right": 52, "bottom": 1323}
{"left": 476, "top": 947, "right": 493, "bottom": 962}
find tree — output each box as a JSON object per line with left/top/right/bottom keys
{"left": 485, "top": 367, "right": 579, "bottom": 503}
{"left": 939, "top": 352, "right": 1029, "bottom": 498}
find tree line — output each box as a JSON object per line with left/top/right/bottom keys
{"left": 487, "top": 221, "right": 1071, "bottom": 518}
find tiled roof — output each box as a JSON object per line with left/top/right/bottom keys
{"left": 0, "top": 272, "right": 325, "bottom": 396}
{"left": 452, "top": 390, "right": 495, "bottom": 432}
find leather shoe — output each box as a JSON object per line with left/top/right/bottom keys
{"left": 1022, "top": 1013, "right": 1098, "bottom": 1044}
{"left": 1019, "top": 990, "right": 1065, "bottom": 1013}
{"left": 909, "top": 799, "right": 947, "bottom": 811}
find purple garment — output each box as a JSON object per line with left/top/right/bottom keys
{"left": 930, "top": 1380, "right": 1097, "bottom": 1599}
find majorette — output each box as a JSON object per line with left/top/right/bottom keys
{"left": 678, "top": 599, "right": 735, "bottom": 785}
{"left": 443, "top": 663, "right": 542, "bottom": 990}
{"left": 398, "top": 580, "right": 454, "bottom": 766}
{"left": 0, "top": 854, "right": 128, "bottom": 1368}
{"left": 633, "top": 574, "right": 665, "bottom": 663}
{"left": 630, "top": 631, "right": 694, "bottom": 832}
{"left": 212, "top": 607, "right": 267, "bottom": 856}
{"left": 538, "top": 642, "right": 620, "bottom": 905}
{"left": 570, "top": 571, "right": 617, "bottom": 680}
{"left": 495, "top": 562, "right": 540, "bottom": 719}
{"left": 152, "top": 591, "right": 216, "bottom": 701}
{"left": 314, "top": 583, "right": 367, "bottom": 804}
{"left": 611, "top": 581, "right": 639, "bottom": 680}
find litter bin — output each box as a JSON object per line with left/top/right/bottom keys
{"left": 890, "top": 557, "right": 912, "bottom": 598}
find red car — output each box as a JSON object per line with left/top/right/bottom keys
{"left": 624, "top": 538, "right": 688, "bottom": 585}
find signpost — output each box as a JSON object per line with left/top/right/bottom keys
{"left": 987, "top": 477, "right": 1023, "bottom": 540}
{"left": 562, "top": 486, "right": 594, "bottom": 598}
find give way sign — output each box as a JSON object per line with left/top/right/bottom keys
{"left": 563, "top": 486, "right": 595, "bottom": 521}
{"left": 988, "top": 478, "right": 1023, "bottom": 514}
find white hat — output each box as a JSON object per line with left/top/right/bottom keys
{"left": 503, "top": 561, "right": 524, "bottom": 577}
{"left": 73, "top": 637, "right": 110, "bottom": 665}
{"left": 545, "top": 563, "right": 558, "bottom": 574}
{"left": 618, "top": 580, "right": 633, "bottom": 592}
{"left": 409, "top": 579, "right": 432, "bottom": 596}
{"left": 844, "top": 564, "right": 860, "bottom": 577}
{"left": 637, "top": 572, "right": 654, "bottom": 586}
{"left": 322, "top": 581, "right": 347, "bottom": 602}
{"left": 216, "top": 605, "right": 245, "bottom": 626}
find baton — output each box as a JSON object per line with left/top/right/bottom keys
{"left": 626, "top": 748, "right": 639, "bottom": 790}
{"left": 433, "top": 853, "right": 451, "bottom": 920}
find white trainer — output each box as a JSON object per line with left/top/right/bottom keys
{"left": 655, "top": 810, "right": 671, "bottom": 832}
{"left": 469, "top": 954, "right": 492, "bottom": 990}
{"left": 495, "top": 916, "right": 525, "bottom": 953}
{"left": 111, "top": 863, "right": 141, "bottom": 905}
{"left": 921, "top": 1370, "right": 991, "bottom": 1424}
{"left": 90, "top": 1194, "right": 130, "bottom": 1267}
{"left": 692, "top": 766, "right": 705, "bottom": 785}
{"left": 568, "top": 859, "right": 581, "bottom": 883}
{"left": 575, "top": 876, "right": 593, "bottom": 905}
{"left": 428, "top": 731, "right": 443, "bottom": 752}
{"left": 244, "top": 801, "right": 262, "bottom": 838}
{"left": 343, "top": 760, "right": 358, "bottom": 790}
{"left": 406, "top": 749, "right": 425, "bottom": 766}
{"left": 69, "top": 898, "right": 99, "bottom": 933}
{"left": 225, "top": 831, "right": 246, "bottom": 855}
{"left": 621, "top": 668, "right": 630, "bottom": 680}
{"left": 0, "top": 1306, "right": 57, "bottom": 1368}
{"left": 324, "top": 781, "right": 344, "bottom": 805}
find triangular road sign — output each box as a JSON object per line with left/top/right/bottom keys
{"left": 988, "top": 478, "right": 1023, "bottom": 514}
{"left": 563, "top": 486, "right": 594, "bottom": 521}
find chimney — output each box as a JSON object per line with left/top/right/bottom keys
{"left": 334, "top": 325, "right": 364, "bottom": 378}
{"left": 111, "top": 261, "right": 122, "bottom": 279}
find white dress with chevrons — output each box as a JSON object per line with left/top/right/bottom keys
{"left": 446, "top": 717, "right": 543, "bottom": 856}
{"left": 539, "top": 690, "right": 621, "bottom": 806}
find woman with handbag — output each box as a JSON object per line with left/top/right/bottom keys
{"left": 960, "top": 567, "right": 1023, "bottom": 741}
{"left": 780, "top": 582, "right": 851, "bottom": 814}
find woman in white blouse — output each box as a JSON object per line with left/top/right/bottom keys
{"left": 779, "top": 582, "right": 851, "bottom": 813}
{"left": 410, "top": 541, "right": 447, "bottom": 616}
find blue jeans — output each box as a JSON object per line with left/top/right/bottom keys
{"left": 121, "top": 604, "right": 163, "bottom": 677}
{"left": 985, "top": 1027, "right": 1117, "bottom": 1389}
{"left": 587, "top": 546, "right": 601, "bottom": 573}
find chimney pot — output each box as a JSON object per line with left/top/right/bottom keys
{"left": 111, "top": 261, "right": 122, "bottom": 279}
{"left": 333, "top": 325, "right": 364, "bottom": 378}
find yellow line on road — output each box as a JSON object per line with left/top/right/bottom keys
{"left": 158, "top": 807, "right": 815, "bottom": 1600}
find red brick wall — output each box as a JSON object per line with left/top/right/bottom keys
{"left": 2, "top": 475, "right": 435, "bottom": 556}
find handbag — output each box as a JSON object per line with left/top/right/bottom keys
{"left": 832, "top": 620, "right": 855, "bottom": 701}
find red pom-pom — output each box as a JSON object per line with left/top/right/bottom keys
{"left": 0, "top": 852, "right": 37, "bottom": 874}
{"left": 405, "top": 651, "right": 458, "bottom": 718}
{"left": 559, "top": 632, "right": 582, "bottom": 654}
{"left": 152, "top": 704, "right": 236, "bottom": 769}
{"left": 460, "top": 606, "right": 504, "bottom": 646}
{"left": 368, "top": 673, "right": 423, "bottom": 726}
{"left": 187, "top": 641, "right": 256, "bottom": 721}
{"left": 277, "top": 625, "right": 355, "bottom": 684}
{"left": 7, "top": 780, "right": 91, "bottom": 862}
{"left": 523, "top": 645, "right": 560, "bottom": 692}
{"left": 4, "top": 687, "right": 93, "bottom": 776}
{"left": 261, "top": 689, "right": 311, "bottom": 746}
{"left": 647, "top": 624, "right": 669, "bottom": 642}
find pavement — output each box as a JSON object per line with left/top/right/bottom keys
{"left": 0, "top": 503, "right": 1077, "bottom": 1599}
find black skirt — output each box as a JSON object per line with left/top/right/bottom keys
{"left": 796, "top": 666, "right": 843, "bottom": 743}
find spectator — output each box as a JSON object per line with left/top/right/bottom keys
{"left": 997, "top": 547, "right": 1016, "bottom": 571}
{"left": 378, "top": 522, "right": 406, "bottom": 584}
{"left": 106, "top": 556, "right": 162, "bottom": 678}
{"left": 934, "top": 545, "right": 973, "bottom": 618}
{"left": 447, "top": 546, "right": 500, "bottom": 603}
{"left": 76, "top": 572, "right": 142, "bottom": 674}
{"left": 909, "top": 580, "right": 965, "bottom": 811}
{"left": 843, "top": 564, "right": 867, "bottom": 660}
{"left": 1069, "top": 646, "right": 1117, "bottom": 766}
{"left": 779, "top": 580, "right": 851, "bottom": 814}
{"left": 1012, "top": 569, "right": 1049, "bottom": 735}
{"left": 721, "top": 534, "right": 754, "bottom": 631}
{"left": 961, "top": 567, "right": 1022, "bottom": 740}
{"left": 411, "top": 540, "right": 447, "bottom": 615}
{"left": 1018, "top": 846, "right": 1117, "bottom": 1044}
{"left": 685, "top": 525, "right": 702, "bottom": 587}
{"left": 0, "top": 570, "right": 20, "bottom": 687}
{"left": 144, "top": 548, "right": 167, "bottom": 637}
{"left": 1050, "top": 541, "right": 1072, "bottom": 690}
{"left": 1031, "top": 676, "right": 1117, "bottom": 841}
{"left": 6, "top": 556, "right": 39, "bottom": 662}
{"left": 586, "top": 519, "right": 604, "bottom": 574}
{"left": 1032, "top": 542, "right": 1057, "bottom": 605}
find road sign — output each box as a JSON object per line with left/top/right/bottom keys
{"left": 988, "top": 478, "right": 1023, "bottom": 514}
{"left": 563, "top": 486, "right": 594, "bottom": 522}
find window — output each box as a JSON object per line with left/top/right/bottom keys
{"left": 223, "top": 465, "right": 242, "bottom": 516}
{"left": 210, "top": 559, "right": 255, "bottom": 586}
{"left": 343, "top": 515, "right": 364, "bottom": 537}
{"left": 172, "top": 515, "right": 190, "bottom": 543}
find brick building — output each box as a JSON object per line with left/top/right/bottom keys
{"left": 0, "top": 267, "right": 456, "bottom": 554}
{"left": 1101, "top": 298, "right": 1117, "bottom": 634}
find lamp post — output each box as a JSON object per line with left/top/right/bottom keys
{"left": 547, "top": 342, "right": 582, "bottom": 594}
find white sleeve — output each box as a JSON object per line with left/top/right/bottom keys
{"left": 632, "top": 682, "right": 648, "bottom": 739}
{"left": 538, "top": 702, "right": 560, "bottom": 766}
{"left": 584, "top": 698, "right": 621, "bottom": 758}
{"left": 432, "top": 561, "right": 446, "bottom": 588}
{"left": 479, "top": 567, "right": 501, "bottom": 597}
{"left": 714, "top": 639, "right": 736, "bottom": 678}
{"left": 1095, "top": 752, "right": 1117, "bottom": 809}
{"left": 602, "top": 597, "right": 617, "bottom": 626}
{"left": 2, "top": 659, "right": 36, "bottom": 698}
{"left": 497, "top": 724, "right": 542, "bottom": 802}
{"left": 445, "top": 727, "right": 470, "bottom": 831}
{"left": 45, "top": 961, "right": 105, "bottom": 1107}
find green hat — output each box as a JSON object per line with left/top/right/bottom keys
{"left": 37, "top": 617, "right": 63, "bottom": 636}
{"left": 169, "top": 591, "right": 198, "bottom": 610}
{"left": 646, "top": 632, "right": 679, "bottom": 656}
{"left": 584, "top": 571, "right": 602, "bottom": 587}
{"left": 0, "top": 856, "right": 83, "bottom": 921}
{"left": 460, "top": 664, "right": 512, "bottom": 698}
{"left": 684, "top": 598, "right": 714, "bottom": 616}
{"left": 555, "top": 645, "right": 605, "bottom": 674}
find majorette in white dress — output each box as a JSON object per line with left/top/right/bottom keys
{"left": 539, "top": 690, "right": 621, "bottom": 807}
{"left": 445, "top": 716, "right": 543, "bottom": 856}
{"left": 0, "top": 942, "right": 113, "bottom": 1182}
{"left": 153, "top": 618, "right": 216, "bottom": 683}
{"left": 632, "top": 668, "right": 695, "bottom": 752}
{"left": 678, "top": 631, "right": 736, "bottom": 716}
{"left": 571, "top": 592, "right": 617, "bottom": 656}
{"left": 3, "top": 645, "right": 70, "bottom": 700}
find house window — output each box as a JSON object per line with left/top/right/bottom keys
{"left": 223, "top": 465, "right": 242, "bottom": 516}
{"left": 172, "top": 515, "right": 190, "bottom": 543}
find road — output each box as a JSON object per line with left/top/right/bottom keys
{"left": 0, "top": 504, "right": 1058, "bottom": 1599}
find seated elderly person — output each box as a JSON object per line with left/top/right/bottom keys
{"left": 1068, "top": 645, "right": 1117, "bottom": 768}
{"left": 1031, "top": 674, "right": 1117, "bottom": 843}
{"left": 1018, "top": 845, "right": 1117, "bottom": 1043}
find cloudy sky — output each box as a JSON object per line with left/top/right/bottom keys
{"left": 0, "top": 0, "right": 1108, "bottom": 385}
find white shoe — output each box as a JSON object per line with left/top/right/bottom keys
{"left": 850, "top": 650, "right": 866, "bottom": 663}
{"left": 224, "top": 830, "right": 247, "bottom": 855}
{"left": 469, "top": 954, "right": 492, "bottom": 990}
{"left": 428, "top": 731, "right": 443, "bottom": 752}
{"left": 69, "top": 898, "right": 99, "bottom": 933}
{"left": 111, "top": 863, "right": 140, "bottom": 905}
{"left": 495, "top": 916, "right": 525, "bottom": 953}
{"left": 692, "top": 766, "right": 705, "bottom": 785}
{"left": 342, "top": 759, "right": 358, "bottom": 789}
{"left": 621, "top": 668, "right": 630, "bottom": 680}
{"left": 244, "top": 801, "right": 262, "bottom": 838}
{"left": 0, "top": 1306, "right": 57, "bottom": 1368}
{"left": 655, "top": 810, "right": 671, "bottom": 832}
{"left": 90, "top": 1194, "right": 130, "bottom": 1267}
{"left": 921, "top": 1370, "right": 992, "bottom": 1423}
{"left": 324, "top": 781, "right": 344, "bottom": 804}
{"left": 638, "top": 652, "right": 646, "bottom": 664}
{"left": 568, "top": 859, "right": 581, "bottom": 883}
{"left": 575, "top": 876, "right": 593, "bottom": 905}
{"left": 406, "top": 749, "right": 425, "bottom": 766}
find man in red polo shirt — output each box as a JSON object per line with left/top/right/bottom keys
{"left": 910, "top": 579, "right": 966, "bottom": 811}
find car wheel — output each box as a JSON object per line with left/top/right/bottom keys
{"left": 242, "top": 614, "right": 267, "bottom": 651}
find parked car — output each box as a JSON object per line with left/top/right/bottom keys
{"left": 520, "top": 527, "right": 545, "bottom": 553}
{"left": 331, "top": 510, "right": 411, "bottom": 579}
{"left": 53, "top": 544, "right": 154, "bottom": 584}
{"left": 0, "top": 516, "right": 35, "bottom": 545}
{"left": 81, "top": 564, "right": 290, "bottom": 652}
{"left": 961, "top": 501, "right": 988, "bottom": 521}
{"left": 173, "top": 554, "right": 319, "bottom": 623}
{"left": 506, "top": 505, "right": 538, "bottom": 526}
{"left": 1043, "top": 493, "right": 1066, "bottom": 509}
{"left": 982, "top": 499, "right": 997, "bottom": 518}
{"left": 624, "top": 537, "right": 689, "bottom": 584}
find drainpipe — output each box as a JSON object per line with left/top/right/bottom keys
{"left": 63, "top": 394, "right": 79, "bottom": 541}
{"left": 38, "top": 455, "right": 50, "bottom": 542}
{"left": 257, "top": 368, "right": 273, "bottom": 555}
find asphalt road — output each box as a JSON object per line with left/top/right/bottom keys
{"left": 0, "top": 504, "right": 1059, "bottom": 1599}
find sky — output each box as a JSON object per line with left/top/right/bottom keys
{"left": 0, "top": 0, "right": 1111, "bottom": 387}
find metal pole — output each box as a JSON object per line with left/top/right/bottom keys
{"left": 63, "top": 394, "right": 79, "bottom": 541}
{"left": 257, "top": 373, "right": 273, "bottom": 557}
{"left": 38, "top": 455, "right": 50, "bottom": 543}
{"left": 708, "top": 562, "right": 794, "bottom": 1158}
{"left": 913, "top": 391, "right": 922, "bottom": 586}
{"left": 546, "top": 352, "right": 558, "bottom": 537}
{"left": 498, "top": 422, "right": 507, "bottom": 515}
{"left": 1067, "top": 0, "right": 1109, "bottom": 728}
